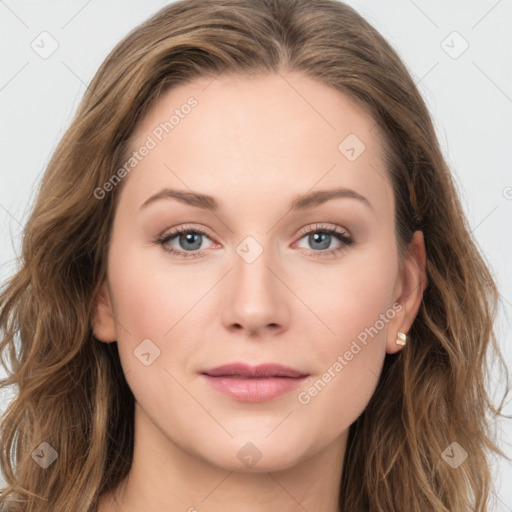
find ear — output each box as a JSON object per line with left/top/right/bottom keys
{"left": 91, "top": 279, "right": 117, "bottom": 343}
{"left": 386, "top": 230, "right": 427, "bottom": 354}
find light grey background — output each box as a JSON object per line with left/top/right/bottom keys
{"left": 0, "top": 0, "right": 511, "bottom": 509}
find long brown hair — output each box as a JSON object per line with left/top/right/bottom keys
{"left": 0, "top": 1, "right": 510, "bottom": 511}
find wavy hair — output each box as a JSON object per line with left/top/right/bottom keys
{"left": 0, "top": 1, "right": 510, "bottom": 511}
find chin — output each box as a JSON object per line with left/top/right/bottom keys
{"left": 193, "top": 437, "right": 309, "bottom": 473}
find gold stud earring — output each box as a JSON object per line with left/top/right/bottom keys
{"left": 395, "top": 331, "right": 407, "bottom": 346}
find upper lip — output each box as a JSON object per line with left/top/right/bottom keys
{"left": 200, "top": 363, "right": 308, "bottom": 378}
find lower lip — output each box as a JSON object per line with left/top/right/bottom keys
{"left": 201, "top": 374, "right": 308, "bottom": 402}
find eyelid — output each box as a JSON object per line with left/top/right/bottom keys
{"left": 159, "top": 222, "right": 352, "bottom": 241}
{"left": 157, "top": 223, "right": 215, "bottom": 240}
{"left": 296, "top": 223, "right": 351, "bottom": 238}
{"left": 156, "top": 223, "right": 217, "bottom": 247}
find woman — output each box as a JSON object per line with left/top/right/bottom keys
{"left": 0, "top": 1, "right": 509, "bottom": 511}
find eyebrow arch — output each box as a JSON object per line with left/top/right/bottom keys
{"left": 139, "top": 187, "right": 373, "bottom": 212}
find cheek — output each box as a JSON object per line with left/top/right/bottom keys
{"left": 294, "top": 243, "right": 397, "bottom": 413}
{"left": 106, "top": 234, "right": 179, "bottom": 342}
{"left": 297, "top": 244, "right": 398, "bottom": 352}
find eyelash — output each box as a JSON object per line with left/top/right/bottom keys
{"left": 155, "top": 223, "right": 355, "bottom": 259}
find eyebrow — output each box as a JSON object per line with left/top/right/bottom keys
{"left": 139, "top": 186, "right": 373, "bottom": 212}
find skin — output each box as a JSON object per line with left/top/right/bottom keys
{"left": 93, "top": 71, "right": 426, "bottom": 512}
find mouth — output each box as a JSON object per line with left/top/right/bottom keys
{"left": 200, "top": 362, "right": 308, "bottom": 379}
{"left": 199, "top": 362, "right": 309, "bottom": 402}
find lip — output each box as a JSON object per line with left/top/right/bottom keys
{"left": 200, "top": 363, "right": 309, "bottom": 403}
{"left": 201, "top": 363, "right": 308, "bottom": 378}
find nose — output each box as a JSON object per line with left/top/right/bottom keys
{"left": 221, "top": 242, "right": 290, "bottom": 337}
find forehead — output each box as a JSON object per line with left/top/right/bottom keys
{"left": 119, "top": 71, "right": 392, "bottom": 217}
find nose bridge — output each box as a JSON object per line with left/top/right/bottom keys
{"left": 223, "top": 232, "right": 287, "bottom": 333}
{"left": 233, "top": 233, "right": 277, "bottom": 301}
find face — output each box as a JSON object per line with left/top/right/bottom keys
{"left": 93, "top": 71, "right": 425, "bottom": 473}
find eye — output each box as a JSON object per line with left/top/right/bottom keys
{"left": 294, "top": 223, "right": 354, "bottom": 258}
{"left": 155, "top": 223, "right": 354, "bottom": 259}
{"left": 155, "top": 225, "right": 215, "bottom": 259}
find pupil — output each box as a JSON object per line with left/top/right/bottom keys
{"left": 181, "top": 233, "right": 201, "bottom": 250}
{"left": 311, "top": 233, "right": 330, "bottom": 250}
